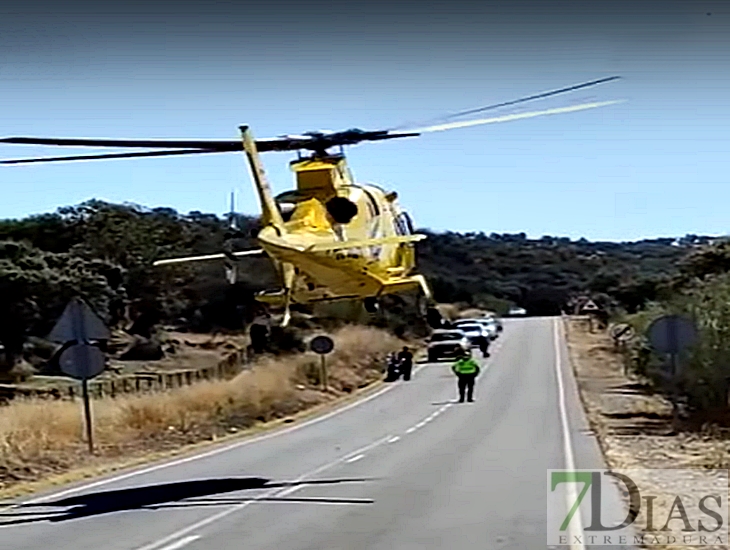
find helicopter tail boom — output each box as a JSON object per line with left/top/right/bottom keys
{"left": 240, "top": 126, "right": 286, "bottom": 231}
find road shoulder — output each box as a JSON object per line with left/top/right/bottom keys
{"left": 564, "top": 316, "right": 730, "bottom": 550}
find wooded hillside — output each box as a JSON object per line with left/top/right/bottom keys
{"left": 0, "top": 199, "right": 712, "bottom": 361}
{"left": 418, "top": 230, "right": 704, "bottom": 315}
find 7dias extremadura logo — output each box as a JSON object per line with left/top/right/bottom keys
{"left": 547, "top": 469, "right": 728, "bottom": 546}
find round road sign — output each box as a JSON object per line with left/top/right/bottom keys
{"left": 310, "top": 335, "right": 335, "bottom": 355}
{"left": 647, "top": 315, "right": 698, "bottom": 355}
{"left": 610, "top": 323, "right": 635, "bottom": 342}
{"left": 59, "top": 343, "right": 106, "bottom": 380}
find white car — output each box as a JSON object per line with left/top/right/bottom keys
{"left": 427, "top": 329, "right": 471, "bottom": 362}
{"left": 454, "top": 318, "right": 498, "bottom": 340}
{"left": 481, "top": 320, "right": 499, "bottom": 340}
{"left": 453, "top": 323, "right": 490, "bottom": 347}
{"left": 507, "top": 307, "right": 527, "bottom": 316}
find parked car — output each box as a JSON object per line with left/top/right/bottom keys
{"left": 427, "top": 329, "right": 470, "bottom": 362}
{"left": 453, "top": 318, "right": 499, "bottom": 340}
{"left": 507, "top": 306, "right": 527, "bottom": 316}
{"left": 481, "top": 320, "right": 499, "bottom": 340}
{"left": 453, "top": 323, "right": 489, "bottom": 347}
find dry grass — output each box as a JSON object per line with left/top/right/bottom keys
{"left": 0, "top": 325, "right": 402, "bottom": 494}
{"left": 434, "top": 304, "right": 489, "bottom": 322}
{"left": 435, "top": 303, "right": 460, "bottom": 321}
{"left": 458, "top": 308, "right": 488, "bottom": 319}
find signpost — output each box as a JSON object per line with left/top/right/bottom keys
{"left": 647, "top": 314, "right": 698, "bottom": 373}
{"left": 310, "top": 335, "right": 334, "bottom": 391}
{"left": 646, "top": 314, "right": 698, "bottom": 424}
{"left": 48, "top": 298, "right": 110, "bottom": 453}
{"left": 580, "top": 299, "right": 602, "bottom": 332}
{"left": 609, "top": 323, "right": 636, "bottom": 351}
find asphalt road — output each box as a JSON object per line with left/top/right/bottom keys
{"left": 1, "top": 317, "right": 632, "bottom": 550}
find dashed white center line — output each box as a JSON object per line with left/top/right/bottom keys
{"left": 134, "top": 435, "right": 393, "bottom": 550}
{"left": 387, "top": 436, "right": 400, "bottom": 443}
{"left": 157, "top": 535, "right": 200, "bottom": 550}
{"left": 345, "top": 454, "right": 365, "bottom": 463}
{"left": 398, "top": 347, "right": 502, "bottom": 438}
{"left": 401, "top": 402, "right": 455, "bottom": 435}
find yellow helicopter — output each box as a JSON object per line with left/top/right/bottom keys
{"left": 1, "top": 77, "right": 621, "bottom": 326}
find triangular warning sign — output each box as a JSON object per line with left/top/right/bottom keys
{"left": 47, "top": 298, "right": 110, "bottom": 344}
{"left": 581, "top": 299, "right": 599, "bottom": 311}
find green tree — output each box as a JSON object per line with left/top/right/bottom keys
{"left": 672, "top": 238, "right": 730, "bottom": 289}
{"left": 0, "top": 240, "right": 126, "bottom": 375}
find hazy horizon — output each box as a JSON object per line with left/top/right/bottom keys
{"left": 4, "top": 195, "right": 724, "bottom": 245}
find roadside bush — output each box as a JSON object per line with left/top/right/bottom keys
{"left": 621, "top": 274, "right": 730, "bottom": 413}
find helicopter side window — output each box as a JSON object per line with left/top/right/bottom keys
{"left": 400, "top": 212, "right": 414, "bottom": 234}
{"left": 394, "top": 212, "right": 413, "bottom": 235}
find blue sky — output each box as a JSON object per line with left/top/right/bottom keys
{"left": 1, "top": 0, "right": 728, "bottom": 241}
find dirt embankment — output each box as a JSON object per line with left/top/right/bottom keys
{"left": 0, "top": 325, "right": 405, "bottom": 499}
{"left": 565, "top": 317, "right": 730, "bottom": 550}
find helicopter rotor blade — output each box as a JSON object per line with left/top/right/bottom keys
{"left": 1, "top": 76, "right": 622, "bottom": 163}
{"left": 0, "top": 148, "right": 228, "bottom": 165}
{"left": 388, "top": 76, "right": 621, "bottom": 131}
{"left": 153, "top": 249, "right": 264, "bottom": 266}
{"left": 404, "top": 100, "right": 623, "bottom": 134}
{"left": 444, "top": 76, "right": 620, "bottom": 121}
{"left": 0, "top": 134, "right": 414, "bottom": 162}
{"left": 0, "top": 137, "right": 242, "bottom": 149}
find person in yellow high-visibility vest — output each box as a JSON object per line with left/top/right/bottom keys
{"left": 452, "top": 350, "right": 481, "bottom": 403}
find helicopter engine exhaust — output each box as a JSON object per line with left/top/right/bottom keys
{"left": 326, "top": 197, "right": 358, "bottom": 224}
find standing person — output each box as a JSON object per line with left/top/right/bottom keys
{"left": 385, "top": 352, "right": 400, "bottom": 382}
{"left": 397, "top": 346, "right": 414, "bottom": 381}
{"left": 452, "top": 350, "right": 481, "bottom": 402}
{"left": 477, "top": 334, "right": 490, "bottom": 358}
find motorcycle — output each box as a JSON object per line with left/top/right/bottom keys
{"left": 384, "top": 353, "right": 401, "bottom": 382}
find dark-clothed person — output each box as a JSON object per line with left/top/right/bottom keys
{"left": 397, "top": 346, "right": 414, "bottom": 381}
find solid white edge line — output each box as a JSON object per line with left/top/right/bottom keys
{"left": 345, "top": 454, "right": 364, "bottom": 464}
{"left": 157, "top": 535, "right": 200, "bottom": 550}
{"left": 17, "top": 363, "right": 428, "bottom": 507}
{"left": 553, "top": 318, "right": 586, "bottom": 550}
